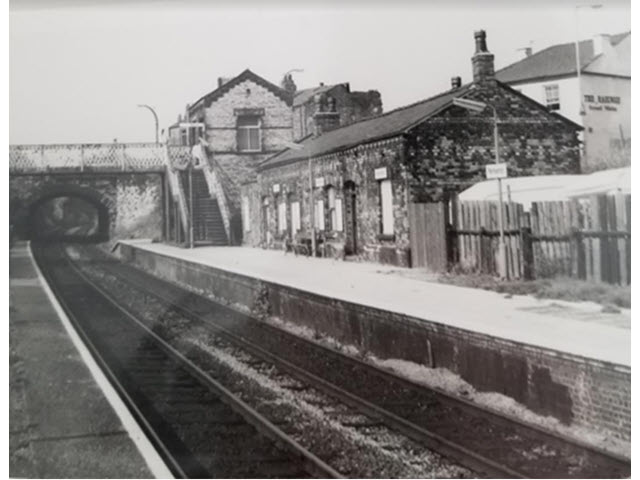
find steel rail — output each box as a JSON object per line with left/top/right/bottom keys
{"left": 109, "top": 260, "right": 631, "bottom": 467}
{"left": 35, "top": 245, "right": 341, "bottom": 479}
{"left": 92, "top": 257, "right": 527, "bottom": 478}
{"left": 32, "top": 246, "right": 188, "bottom": 479}
{"left": 68, "top": 246, "right": 631, "bottom": 478}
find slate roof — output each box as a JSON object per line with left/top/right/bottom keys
{"left": 495, "top": 32, "right": 630, "bottom": 84}
{"left": 189, "top": 69, "right": 293, "bottom": 113}
{"left": 260, "top": 84, "right": 473, "bottom": 169}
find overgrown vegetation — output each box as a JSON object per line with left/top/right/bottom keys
{"left": 437, "top": 274, "right": 630, "bottom": 309}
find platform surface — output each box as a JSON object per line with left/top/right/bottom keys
{"left": 9, "top": 242, "right": 157, "bottom": 478}
{"left": 122, "top": 241, "right": 631, "bottom": 367}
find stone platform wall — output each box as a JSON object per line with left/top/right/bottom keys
{"left": 118, "top": 243, "right": 630, "bottom": 444}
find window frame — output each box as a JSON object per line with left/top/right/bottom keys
{"left": 544, "top": 84, "right": 560, "bottom": 111}
{"left": 241, "top": 196, "right": 251, "bottom": 233}
{"left": 379, "top": 179, "right": 394, "bottom": 236}
{"left": 291, "top": 201, "right": 301, "bottom": 233}
{"left": 236, "top": 115, "right": 262, "bottom": 152}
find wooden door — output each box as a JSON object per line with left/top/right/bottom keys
{"left": 344, "top": 182, "right": 358, "bottom": 255}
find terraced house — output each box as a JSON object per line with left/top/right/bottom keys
{"left": 242, "top": 31, "right": 582, "bottom": 267}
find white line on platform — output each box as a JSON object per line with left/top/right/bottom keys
{"left": 27, "top": 242, "right": 174, "bottom": 479}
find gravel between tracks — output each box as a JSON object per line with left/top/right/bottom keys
{"left": 74, "top": 251, "right": 472, "bottom": 478}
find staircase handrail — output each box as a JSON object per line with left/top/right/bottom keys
{"left": 163, "top": 145, "right": 190, "bottom": 234}
{"left": 192, "top": 143, "right": 232, "bottom": 240}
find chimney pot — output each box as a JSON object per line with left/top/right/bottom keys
{"left": 474, "top": 30, "right": 488, "bottom": 53}
{"left": 472, "top": 30, "right": 495, "bottom": 83}
{"left": 451, "top": 76, "right": 462, "bottom": 89}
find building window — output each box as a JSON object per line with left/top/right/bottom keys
{"left": 544, "top": 84, "right": 560, "bottom": 111}
{"left": 326, "top": 187, "right": 344, "bottom": 232}
{"left": 178, "top": 124, "right": 204, "bottom": 146}
{"left": 241, "top": 196, "right": 251, "bottom": 232}
{"left": 315, "top": 199, "right": 325, "bottom": 230}
{"left": 380, "top": 179, "right": 394, "bottom": 235}
{"left": 278, "top": 200, "right": 287, "bottom": 233}
{"left": 291, "top": 201, "right": 301, "bottom": 233}
{"left": 237, "top": 115, "right": 261, "bottom": 152}
{"left": 335, "top": 198, "right": 344, "bottom": 232}
{"left": 327, "top": 187, "right": 336, "bottom": 231}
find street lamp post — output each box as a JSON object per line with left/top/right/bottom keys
{"left": 575, "top": 4, "right": 602, "bottom": 115}
{"left": 137, "top": 104, "right": 159, "bottom": 144}
{"left": 453, "top": 97, "right": 508, "bottom": 279}
{"left": 574, "top": 4, "right": 602, "bottom": 163}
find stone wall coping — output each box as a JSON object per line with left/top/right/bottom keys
{"left": 119, "top": 240, "right": 630, "bottom": 368}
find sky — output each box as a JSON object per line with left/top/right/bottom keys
{"left": 9, "top": 0, "right": 632, "bottom": 144}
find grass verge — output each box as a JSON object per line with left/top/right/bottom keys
{"left": 437, "top": 274, "right": 630, "bottom": 309}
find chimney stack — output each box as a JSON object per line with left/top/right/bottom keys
{"left": 312, "top": 93, "right": 340, "bottom": 136}
{"left": 593, "top": 33, "right": 612, "bottom": 57}
{"left": 471, "top": 30, "right": 495, "bottom": 83}
{"left": 281, "top": 73, "right": 297, "bottom": 95}
{"left": 451, "top": 76, "right": 462, "bottom": 89}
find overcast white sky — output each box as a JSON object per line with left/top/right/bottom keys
{"left": 9, "top": 0, "right": 631, "bottom": 144}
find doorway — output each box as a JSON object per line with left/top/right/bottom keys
{"left": 343, "top": 181, "right": 358, "bottom": 255}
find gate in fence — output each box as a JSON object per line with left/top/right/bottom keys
{"left": 409, "top": 194, "right": 631, "bottom": 285}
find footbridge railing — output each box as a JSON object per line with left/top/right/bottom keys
{"left": 9, "top": 143, "right": 192, "bottom": 174}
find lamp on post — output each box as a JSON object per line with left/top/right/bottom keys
{"left": 137, "top": 104, "right": 159, "bottom": 144}
{"left": 282, "top": 141, "right": 316, "bottom": 257}
{"left": 453, "top": 97, "right": 508, "bottom": 279}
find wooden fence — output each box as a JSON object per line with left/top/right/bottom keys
{"left": 410, "top": 194, "right": 631, "bottom": 285}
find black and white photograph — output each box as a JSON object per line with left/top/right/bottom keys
{"left": 8, "top": 0, "right": 633, "bottom": 477}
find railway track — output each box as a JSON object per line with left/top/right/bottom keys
{"left": 40, "top": 243, "right": 631, "bottom": 478}
{"left": 32, "top": 243, "right": 339, "bottom": 479}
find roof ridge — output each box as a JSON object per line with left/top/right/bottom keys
{"left": 190, "top": 69, "right": 291, "bottom": 111}
{"left": 292, "top": 83, "right": 471, "bottom": 139}
{"left": 496, "top": 31, "right": 630, "bottom": 76}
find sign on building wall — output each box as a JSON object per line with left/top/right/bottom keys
{"left": 234, "top": 108, "right": 265, "bottom": 116}
{"left": 485, "top": 163, "right": 508, "bottom": 179}
{"left": 272, "top": 183, "right": 280, "bottom": 193}
{"left": 583, "top": 95, "right": 621, "bottom": 112}
{"left": 374, "top": 167, "right": 388, "bottom": 180}
{"left": 314, "top": 177, "right": 325, "bottom": 188}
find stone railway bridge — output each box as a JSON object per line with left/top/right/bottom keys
{"left": 9, "top": 143, "right": 220, "bottom": 244}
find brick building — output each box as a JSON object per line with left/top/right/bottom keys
{"left": 163, "top": 70, "right": 295, "bottom": 246}
{"left": 291, "top": 81, "right": 383, "bottom": 141}
{"left": 175, "top": 69, "right": 295, "bottom": 185}
{"left": 241, "top": 31, "right": 581, "bottom": 266}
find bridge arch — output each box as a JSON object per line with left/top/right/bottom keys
{"left": 21, "top": 185, "right": 112, "bottom": 243}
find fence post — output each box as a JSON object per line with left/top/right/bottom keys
{"left": 520, "top": 226, "right": 534, "bottom": 280}
{"left": 479, "top": 226, "right": 487, "bottom": 274}
{"left": 80, "top": 145, "right": 85, "bottom": 172}
{"left": 571, "top": 228, "right": 586, "bottom": 280}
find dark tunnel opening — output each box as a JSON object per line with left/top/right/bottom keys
{"left": 24, "top": 194, "right": 110, "bottom": 243}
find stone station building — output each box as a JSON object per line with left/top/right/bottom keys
{"left": 241, "top": 31, "right": 582, "bottom": 266}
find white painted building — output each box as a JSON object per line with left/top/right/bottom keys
{"left": 496, "top": 32, "right": 630, "bottom": 172}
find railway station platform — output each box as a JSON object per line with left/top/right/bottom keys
{"left": 9, "top": 241, "right": 169, "bottom": 478}
{"left": 119, "top": 240, "right": 629, "bottom": 366}
{"left": 117, "top": 240, "right": 630, "bottom": 445}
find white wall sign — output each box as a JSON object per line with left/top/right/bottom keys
{"left": 272, "top": 183, "right": 280, "bottom": 193}
{"left": 374, "top": 167, "right": 388, "bottom": 180}
{"left": 314, "top": 177, "right": 325, "bottom": 188}
{"left": 485, "top": 163, "right": 508, "bottom": 180}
